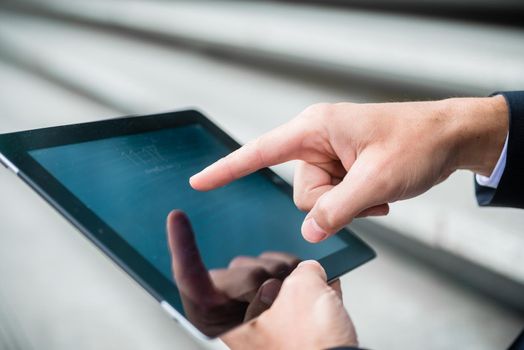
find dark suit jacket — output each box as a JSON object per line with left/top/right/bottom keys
{"left": 334, "top": 91, "right": 524, "bottom": 350}
{"left": 476, "top": 91, "right": 524, "bottom": 350}
{"left": 476, "top": 91, "right": 524, "bottom": 209}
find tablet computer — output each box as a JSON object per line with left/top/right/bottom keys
{"left": 0, "top": 109, "right": 375, "bottom": 339}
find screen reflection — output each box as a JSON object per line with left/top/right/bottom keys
{"left": 167, "top": 210, "right": 300, "bottom": 337}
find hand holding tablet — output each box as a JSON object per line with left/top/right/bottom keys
{"left": 220, "top": 260, "right": 358, "bottom": 350}
{"left": 167, "top": 210, "right": 293, "bottom": 336}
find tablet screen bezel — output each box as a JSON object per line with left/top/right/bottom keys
{"left": 0, "top": 110, "right": 375, "bottom": 339}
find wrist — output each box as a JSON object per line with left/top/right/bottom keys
{"left": 444, "top": 95, "right": 509, "bottom": 176}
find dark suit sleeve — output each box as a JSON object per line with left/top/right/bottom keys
{"left": 509, "top": 329, "right": 524, "bottom": 350}
{"left": 476, "top": 91, "right": 524, "bottom": 208}
{"left": 475, "top": 91, "right": 524, "bottom": 350}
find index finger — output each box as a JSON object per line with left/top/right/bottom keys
{"left": 190, "top": 119, "right": 306, "bottom": 191}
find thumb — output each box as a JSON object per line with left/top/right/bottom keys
{"left": 281, "top": 260, "right": 329, "bottom": 295}
{"left": 290, "top": 260, "right": 327, "bottom": 282}
{"left": 301, "top": 161, "right": 390, "bottom": 242}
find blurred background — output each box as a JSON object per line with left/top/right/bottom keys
{"left": 1, "top": 1, "right": 523, "bottom": 349}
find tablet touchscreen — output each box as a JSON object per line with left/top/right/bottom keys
{"left": 23, "top": 121, "right": 371, "bottom": 337}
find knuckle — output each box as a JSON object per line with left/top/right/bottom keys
{"left": 270, "top": 262, "right": 291, "bottom": 278}
{"left": 246, "top": 267, "right": 271, "bottom": 286}
{"left": 365, "top": 164, "right": 394, "bottom": 196}
{"left": 293, "top": 189, "right": 309, "bottom": 211}
{"left": 299, "top": 103, "right": 334, "bottom": 122}
{"left": 247, "top": 137, "right": 267, "bottom": 168}
{"left": 374, "top": 174, "right": 391, "bottom": 193}
{"left": 228, "top": 255, "right": 251, "bottom": 268}
{"left": 333, "top": 101, "right": 354, "bottom": 109}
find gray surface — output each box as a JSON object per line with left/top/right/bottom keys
{"left": 0, "top": 4, "right": 523, "bottom": 350}
{"left": 7, "top": 0, "right": 524, "bottom": 94}
{"left": 0, "top": 61, "right": 209, "bottom": 350}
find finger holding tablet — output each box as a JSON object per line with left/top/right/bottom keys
{"left": 166, "top": 210, "right": 297, "bottom": 336}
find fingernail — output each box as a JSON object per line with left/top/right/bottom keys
{"left": 189, "top": 174, "right": 199, "bottom": 186}
{"left": 260, "top": 280, "right": 281, "bottom": 305}
{"left": 297, "top": 260, "right": 319, "bottom": 268}
{"left": 302, "top": 218, "right": 327, "bottom": 242}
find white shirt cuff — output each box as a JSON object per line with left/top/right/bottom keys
{"left": 475, "top": 134, "right": 508, "bottom": 189}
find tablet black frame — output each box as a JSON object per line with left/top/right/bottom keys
{"left": 0, "top": 109, "right": 375, "bottom": 338}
